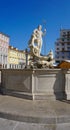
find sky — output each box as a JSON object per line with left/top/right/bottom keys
{"left": 0, "top": 0, "right": 70, "bottom": 55}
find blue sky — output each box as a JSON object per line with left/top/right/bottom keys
{"left": 0, "top": 0, "right": 70, "bottom": 55}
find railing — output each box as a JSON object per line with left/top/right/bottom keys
{"left": 1, "top": 64, "right": 25, "bottom": 69}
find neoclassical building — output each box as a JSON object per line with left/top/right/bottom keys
{"left": 8, "top": 46, "right": 18, "bottom": 65}
{"left": 18, "top": 50, "right": 26, "bottom": 65}
{"left": 0, "top": 32, "right": 10, "bottom": 67}
{"left": 0, "top": 32, "right": 30, "bottom": 68}
{"left": 8, "top": 46, "right": 26, "bottom": 68}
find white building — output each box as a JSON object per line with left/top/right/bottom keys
{"left": 0, "top": 32, "right": 10, "bottom": 67}
{"left": 55, "top": 29, "right": 70, "bottom": 63}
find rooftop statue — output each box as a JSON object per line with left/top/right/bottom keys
{"left": 28, "top": 25, "right": 54, "bottom": 68}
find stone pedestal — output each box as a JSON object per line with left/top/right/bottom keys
{"left": 1, "top": 69, "right": 66, "bottom": 100}
{"left": 32, "top": 69, "right": 65, "bottom": 100}
{"left": 64, "top": 69, "right": 70, "bottom": 100}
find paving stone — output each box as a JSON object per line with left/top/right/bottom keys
{"left": 0, "top": 95, "right": 70, "bottom": 130}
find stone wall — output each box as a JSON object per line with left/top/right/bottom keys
{"left": 0, "top": 69, "right": 70, "bottom": 100}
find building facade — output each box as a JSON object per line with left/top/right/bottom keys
{"left": 0, "top": 32, "right": 30, "bottom": 69}
{"left": 18, "top": 50, "right": 26, "bottom": 65}
{"left": 0, "top": 32, "right": 9, "bottom": 67}
{"left": 55, "top": 29, "right": 70, "bottom": 63}
{"left": 8, "top": 46, "right": 19, "bottom": 65}
{"left": 8, "top": 46, "right": 26, "bottom": 68}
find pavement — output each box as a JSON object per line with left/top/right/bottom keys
{"left": 0, "top": 95, "right": 70, "bottom": 130}
{"left": 0, "top": 94, "right": 70, "bottom": 124}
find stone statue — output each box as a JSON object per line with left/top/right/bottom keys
{"left": 28, "top": 25, "right": 54, "bottom": 68}
{"left": 28, "top": 25, "right": 46, "bottom": 56}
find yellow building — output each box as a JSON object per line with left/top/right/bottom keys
{"left": 8, "top": 46, "right": 18, "bottom": 65}
{"left": 8, "top": 46, "right": 26, "bottom": 68}
{"left": 18, "top": 50, "right": 26, "bottom": 65}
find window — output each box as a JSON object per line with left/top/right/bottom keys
{"left": 62, "top": 56, "right": 64, "bottom": 58}
{"left": 57, "top": 52, "right": 59, "bottom": 54}
{"left": 67, "top": 47, "right": 70, "bottom": 50}
{"left": 67, "top": 43, "right": 70, "bottom": 45}
{"left": 62, "top": 38, "right": 64, "bottom": 41}
{"left": 62, "top": 43, "right": 64, "bottom": 46}
{"left": 56, "top": 56, "right": 59, "bottom": 58}
{"left": 67, "top": 38, "right": 69, "bottom": 40}
{"left": 56, "top": 61, "right": 60, "bottom": 63}
{"left": 62, "top": 48, "right": 64, "bottom": 51}
{"left": 67, "top": 32, "right": 70, "bottom": 35}
{"left": 63, "top": 32, "right": 66, "bottom": 35}
{"left": 62, "top": 52, "right": 64, "bottom": 54}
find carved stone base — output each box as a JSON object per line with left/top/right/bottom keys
{"left": 1, "top": 69, "right": 66, "bottom": 100}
